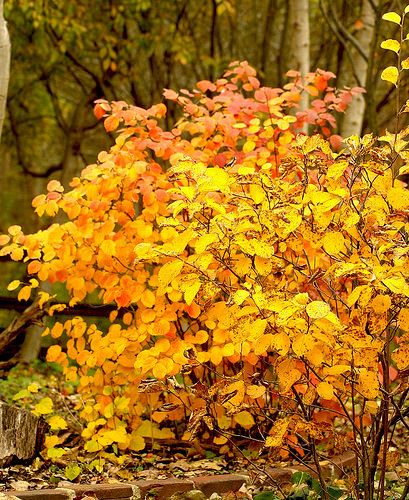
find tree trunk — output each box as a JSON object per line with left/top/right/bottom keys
{"left": 341, "top": 0, "right": 377, "bottom": 137}
{"left": 0, "top": 402, "right": 48, "bottom": 466}
{"left": 289, "top": 0, "right": 310, "bottom": 133}
{"left": 0, "top": 0, "right": 11, "bottom": 142}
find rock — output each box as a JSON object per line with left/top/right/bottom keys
{"left": 0, "top": 402, "right": 48, "bottom": 466}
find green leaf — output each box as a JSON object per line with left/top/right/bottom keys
{"left": 311, "top": 478, "right": 323, "bottom": 495}
{"left": 328, "top": 486, "right": 344, "bottom": 499}
{"left": 380, "top": 39, "right": 400, "bottom": 53}
{"left": 291, "top": 471, "right": 312, "bottom": 485}
{"left": 253, "top": 492, "right": 280, "bottom": 500}
{"left": 12, "top": 389, "right": 31, "bottom": 400}
{"left": 47, "top": 447, "right": 66, "bottom": 459}
{"left": 382, "top": 12, "right": 402, "bottom": 25}
{"left": 381, "top": 66, "right": 399, "bottom": 86}
{"left": 65, "top": 463, "right": 81, "bottom": 481}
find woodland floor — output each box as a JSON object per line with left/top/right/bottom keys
{"left": 0, "top": 363, "right": 408, "bottom": 499}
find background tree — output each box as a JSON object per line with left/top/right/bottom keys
{"left": 0, "top": 0, "right": 10, "bottom": 142}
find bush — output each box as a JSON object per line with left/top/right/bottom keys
{"left": 1, "top": 53, "right": 408, "bottom": 499}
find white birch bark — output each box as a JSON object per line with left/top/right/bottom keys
{"left": 289, "top": 0, "right": 310, "bottom": 133}
{"left": 0, "top": 0, "right": 10, "bottom": 142}
{"left": 341, "top": 0, "right": 377, "bottom": 137}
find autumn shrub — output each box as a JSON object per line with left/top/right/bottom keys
{"left": 1, "top": 47, "right": 408, "bottom": 499}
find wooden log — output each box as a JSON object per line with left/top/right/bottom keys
{"left": 0, "top": 402, "right": 48, "bottom": 466}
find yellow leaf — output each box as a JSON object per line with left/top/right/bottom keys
{"left": 246, "top": 385, "right": 266, "bottom": 398}
{"left": 271, "top": 332, "right": 290, "bottom": 356}
{"left": 184, "top": 281, "right": 201, "bottom": 305}
{"left": 306, "top": 301, "right": 331, "bottom": 319}
{"left": 382, "top": 276, "right": 409, "bottom": 297}
{"left": 129, "top": 433, "right": 145, "bottom": 451}
{"left": 180, "top": 186, "right": 196, "bottom": 201}
{"left": 234, "top": 410, "right": 255, "bottom": 429}
{"left": 158, "top": 259, "right": 184, "bottom": 289}
{"left": 7, "top": 280, "right": 20, "bottom": 291}
{"left": 198, "top": 168, "right": 232, "bottom": 193}
{"left": 347, "top": 285, "right": 367, "bottom": 307}
{"left": 392, "top": 345, "right": 409, "bottom": 370}
{"left": 322, "top": 231, "right": 345, "bottom": 255}
{"left": 317, "top": 381, "right": 334, "bottom": 400}
{"left": 243, "top": 140, "right": 256, "bottom": 153}
{"left": 276, "top": 359, "right": 301, "bottom": 393}
{"left": 233, "top": 290, "right": 250, "bottom": 305}
{"left": 358, "top": 370, "right": 379, "bottom": 399}
{"left": 33, "top": 397, "right": 53, "bottom": 415}
{"left": 47, "top": 345, "right": 62, "bottom": 362}
{"left": 382, "top": 12, "right": 401, "bottom": 25}
{"left": 249, "top": 184, "right": 266, "bottom": 204}
{"left": 387, "top": 186, "right": 409, "bottom": 210}
{"left": 103, "top": 402, "right": 114, "bottom": 418}
{"left": 99, "top": 427, "right": 128, "bottom": 445}
{"left": 327, "top": 161, "right": 348, "bottom": 181}
{"left": 398, "top": 308, "right": 409, "bottom": 330}
{"left": 100, "top": 240, "right": 116, "bottom": 256}
{"left": 214, "top": 436, "right": 228, "bottom": 445}
{"left": 46, "top": 446, "right": 66, "bottom": 460}
{"left": 152, "top": 362, "right": 168, "bottom": 379}
{"left": 38, "top": 291, "right": 51, "bottom": 309}
{"left": 220, "top": 380, "right": 245, "bottom": 409}
{"left": 45, "top": 435, "right": 59, "bottom": 448}
{"left": 27, "top": 383, "right": 40, "bottom": 393}
{"left": 65, "top": 463, "right": 81, "bottom": 481}
{"left": 265, "top": 418, "right": 290, "bottom": 447}
{"left": 18, "top": 286, "right": 31, "bottom": 302}
{"left": 84, "top": 440, "right": 103, "bottom": 453}
{"left": 254, "top": 256, "right": 273, "bottom": 276}
{"left": 136, "top": 420, "right": 175, "bottom": 439}
{"left": 10, "top": 247, "right": 24, "bottom": 261}
{"left": 292, "top": 333, "right": 314, "bottom": 357}
{"left": 195, "top": 233, "right": 218, "bottom": 254}
{"left": 250, "top": 319, "right": 268, "bottom": 340}
{"left": 370, "top": 294, "right": 391, "bottom": 314}
{"left": 381, "top": 66, "right": 399, "bottom": 86}
{"left": 48, "top": 415, "right": 68, "bottom": 430}
{"left": 380, "top": 39, "right": 400, "bottom": 53}
{"left": 254, "top": 333, "right": 274, "bottom": 355}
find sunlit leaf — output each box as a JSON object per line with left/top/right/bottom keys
{"left": 381, "top": 66, "right": 399, "bottom": 86}
{"left": 380, "top": 39, "right": 400, "bottom": 53}
{"left": 382, "top": 12, "right": 401, "bottom": 25}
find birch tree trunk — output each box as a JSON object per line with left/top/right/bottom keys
{"left": 289, "top": 0, "right": 310, "bottom": 133}
{"left": 0, "top": 0, "right": 10, "bottom": 142}
{"left": 341, "top": 0, "right": 377, "bottom": 137}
